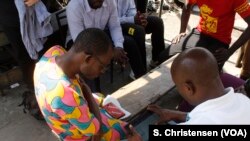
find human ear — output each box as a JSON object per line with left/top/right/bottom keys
{"left": 184, "top": 81, "right": 195, "bottom": 96}
{"left": 83, "top": 53, "right": 92, "bottom": 64}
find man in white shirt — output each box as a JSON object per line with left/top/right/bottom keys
{"left": 67, "top": 0, "right": 146, "bottom": 81}
{"left": 148, "top": 47, "right": 250, "bottom": 124}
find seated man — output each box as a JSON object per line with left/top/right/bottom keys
{"left": 34, "top": 28, "right": 140, "bottom": 140}
{"left": 148, "top": 48, "right": 250, "bottom": 124}
{"left": 116, "top": 0, "right": 165, "bottom": 69}
{"left": 158, "top": 0, "right": 250, "bottom": 71}
{"left": 66, "top": 0, "right": 146, "bottom": 80}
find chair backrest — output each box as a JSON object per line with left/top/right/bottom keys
{"left": 50, "top": 8, "right": 68, "bottom": 46}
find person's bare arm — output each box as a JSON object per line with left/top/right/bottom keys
{"left": 147, "top": 104, "right": 187, "bottom": 124}
{"left": 172, "top": 2, "right": 194, "bottom": 44}
{"left": 78, "top": 75, "right": 103, "bottom": 141}
{"left": 78, "top": 76, "right": 102, "bottom": 122}
{"left": 215, "top": 16, "right": 250, "bottom": 64}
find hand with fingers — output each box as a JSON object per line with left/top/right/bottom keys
{"left": 24, "top": 0, "right": 39, "bottom": 7}
{"left": 139, "top": 13, "right": 148, "bottom": 28}
{"left": 147, "top": 104, "right": 187, "bottom": 124}
{"left": 134, "top": 11, "right": 142, "bottom": 25}
{"left": 171, "top": 32, "right": 186, "bottom": 44}
{"left": 135, "top": 11, "right": 148, "bottom": 28}
{"left": 113, "top": 47, "right": 129, "bottom": 68}
{"left": 127, "top": 125, "right": 142, "bottom": 141}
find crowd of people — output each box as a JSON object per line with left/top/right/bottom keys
{"left": 1, "top": 0, "right": 250, "bottom": 140}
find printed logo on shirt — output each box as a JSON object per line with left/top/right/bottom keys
{"left": 200, "top": 4, "right": 218, "bottom": 33}
{"left": 128, "top": 27, "right": 135, "bottom": 35}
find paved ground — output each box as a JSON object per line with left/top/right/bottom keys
{"left": 0, "top": 5, "right": 246, "bottom": 141}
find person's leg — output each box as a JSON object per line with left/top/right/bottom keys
{"left": 123, "top": 36, "right": 146, "bottom": 78}
{"left": 198, "top": 33, "right": 229, "bottom": 71}
{"left": 145, "top": 16, "right": 165, "bottom": 63}
{"left": 240, "top": 40, "right": 250, "bottom": 80}
{"left": 158, "top": 28, "right": 200, "bottom": 64}
{"left": 121, "top": 23, "right": 147, "bottom": 70}
{"left": 1, "top": 24, "right": 35, "bottom": 89}
{"left": 220, "top": 73, "right": 245, "bottom": 89}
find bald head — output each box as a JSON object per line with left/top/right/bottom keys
{"left": 171, "top": 48, "right": 224, "bottom": 105}
{"left": 171, "top": 48, "right": 219, "bottom": 86}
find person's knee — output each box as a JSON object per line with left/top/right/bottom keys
{"left": 123, "top": 36, "right": 139, "bottom": 53}
{"left": 148, "top": 16, "right": 164, "bottom": 27}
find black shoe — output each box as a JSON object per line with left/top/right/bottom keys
{"left": 18, "top": 90, "right": 44, "bottom": 120}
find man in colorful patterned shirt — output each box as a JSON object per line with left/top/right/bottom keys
{"left": 158, "top": 0, "right": 250, "bottom": 71}
{"left": 34, "top": 28, "right": 141, "bottom": 141}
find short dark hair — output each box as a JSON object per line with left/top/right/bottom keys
{"left": 72, "top": 28, "right": 112, "bottom": 56}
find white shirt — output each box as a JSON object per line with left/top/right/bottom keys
{"left": 181, "top": 87, "right": 250, "bottom": 124}
{"left": 66, "top": 0, "right": 124, "bottom": 48}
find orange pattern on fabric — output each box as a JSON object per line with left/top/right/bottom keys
{"left": 200, "top": 4, "right": 218, "bottom": 33}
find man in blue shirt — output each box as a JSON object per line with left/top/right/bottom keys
{"left": 116, "top": 0, "right": 165, "bottom": 70}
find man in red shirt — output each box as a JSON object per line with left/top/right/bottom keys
{"left": 159, "top": 0, "right": 250, "bottom": 71}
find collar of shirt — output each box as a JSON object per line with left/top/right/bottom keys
{"left": 83, "top": 0, "right": 108, "bottom": 13}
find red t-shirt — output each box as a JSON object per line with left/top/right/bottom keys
{"left": 188, "top": 0, "right": 250, "bottom": 44}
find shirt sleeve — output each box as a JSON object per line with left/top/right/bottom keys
{"left": 234, "top": 0, "right": 250, "bottom": 18}
{"left": 119, "top": 0, "right": 137, "bottom": 24}
{"left": 187, "top": 0, "right": 197, "bottom": 4}
{"left": 66, "top": 1, "right": 85, "bottom": 41}
{"left": 51, "top": 82, "right": 100, "bottom": 136}
{"left": 108, "top": 0, "right": 124, "bottom": 48}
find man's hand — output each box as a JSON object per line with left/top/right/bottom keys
{"left": 113, "top": 47, "right": 128, "bottom": 68}
{"left": 139, "top": 13, "right": 148, "bottom": 28}
{"left": 147, "top": 105, "right": 172, "bottom": 124}
{"left": 134, "top": 12, "right": 141, "bottom": 25}
{"left": 214, "top": 48, "right": 231, "bottom": 65}
{"left": 127, "top": 125, "right": 142, "bottom": 141}
{"left": 24, "top": 0, "right": 39, "bottom": 7}
{"left": 147, "top": 104, "right": 187, "bottom": 124}
{"left": 134, "top": 11, "right": 148, "bottom": 28}
{"left": 171, "top": 32, "right": 186, "bottom": 44}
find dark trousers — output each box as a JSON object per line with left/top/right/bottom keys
{"left": 158, "top": 28, "right": 229, "bottom": 71}
{"left": 145, "top": 16, "right": 165, "bottom": 62}
{"left": 123, "top": 35, "right": 147, "bottom": 78}
{"left": 1, "top": 23, "right": 35, "bottom": 90}
{"left": 121, "top": 23, "right": 147, "bottom": 73}
{"left": 121, "top": 16, "right": 165, "bottom": 68}
{"left": 0, "top": 0, "right": 59, "bottom": 90}
{"left": 135, "top": 0, "right": 148, "bottom": 13}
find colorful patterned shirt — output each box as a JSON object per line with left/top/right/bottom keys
{"left": 34, "top": 46, "right": 127, "bottom": 141}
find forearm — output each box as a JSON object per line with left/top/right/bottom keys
{"left": 229, "top": 26, "right": 250, "bottom": 55}
{"left": 110, "top": 26, "right": 124, "bottom": 48}
{"left": 119, "top": 16, "right": 135, "bottom": 24}
{"left": 179, "top": 3, "right": 193, "bottom": 33}
{"left": 83, "top": 89, "right": 102, "bottom": 121}
{"left": 78, "top": 76, "right": 102, "bottom": 121}
{"left": 171, "top": 110, "right": 188, "bottom": 122}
